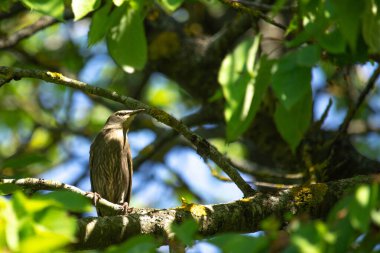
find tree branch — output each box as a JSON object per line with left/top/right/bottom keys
{"left": 219, "top": 0, "right": 287, "bottom": 30}
{"left": 2, "top": 175, "right": 377, "bottom": 250}
{"left": 0, "top": 66, "right": 255, "bottom": 197}
{"left": 0, "top": 16, "right": 59, "bottom": 49}
{"left": 74, "top": 174, "right": 375, "bottom": 249}
{"left": 338, "top": 64, "right": 380, "bottom": 134}
{"left": 230, "top": 0, "right": 297, "bottom": 11}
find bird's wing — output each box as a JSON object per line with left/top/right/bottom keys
{"left": 89, "top": 134, "right": 103, "bottom": 216}
{"left": 89, "top": 139, "right": 95, "bottom": 192}
{"left": 123, "top": 136, "right": 133, "bottom": 204}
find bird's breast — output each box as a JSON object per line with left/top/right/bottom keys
{"left": 103, "top": 129, "right": 129, "bottom": 150}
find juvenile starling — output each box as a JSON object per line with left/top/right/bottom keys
{"left": 89, "top": 109, "right": 144, "bottom": 216}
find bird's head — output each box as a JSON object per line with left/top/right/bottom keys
{"left": 103, "top": 109, "right": 145, "bottom": 130}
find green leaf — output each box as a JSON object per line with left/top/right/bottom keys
{"left": 272, "top": 57, "right": 312, "bottom": 110}
{"left": 2, "top": 153, "right": 50, "bottom": 169}
{"left": 157, "top": 0, "right": 185, "bottom": 12}
{"left": 371, "top": 209, "right": 380, "bottom": 226}
{"left": 296, "top": 45, "right": 320, "bottom": 67}
{"left": 35, "top": 191, "right": 92, "bottom": 213}
{"left": 113, "top": 0, "right": 126, "bottom": 6}
{"left": 226, "top": 57, "right": 273, "bottom": 141}
{"left": 246, "top": 35, "right": 261, "bottom": 77}
{"left": 12, "top": 192, "right": 55, "bottom": 216}
{"left": 171, "top": 219, "right": 198, "bottom": 246}
{"left": 274, "top": 89, "right": 312, "bottom": 152}
{"left": 287, "top": 221, "right": 331, "bottom": 253}
{"left": 0, "top": 184, "right": 22, "bottom": 195}
{"left": 362, "top": 1, "right": 380, "bottom": 53}
{"left": 286, "top": 15, "right": 327, "bottom": 48}
{"left": 218, "top": 38, "right": 252, "bottom": 139}
{"left": 88, "top": 1, "right": 113, "bottom": 46}
{"left": 106, "top": 235, "right": 157, "bottom": 253}
{"left": 36, "top": 208, "right": 76, "bottom": 239}
{"left": 0, "top": 0, "right": 12, "bottom": 12}
{"left": 348, "top": 185, "right": 374, "bottom": 232}
{"left": 318, "top": 29, "right": 346, "bottom": 54}
{"left": 209, "top": 233, "right": 268, "bottom": 253}
{"left": 219, "top": 38, "right": 272, "bottom": 141}
{"left": 331, "top": 217, "right": 356, "bottom": 253}
{"left": 107, "top": 3, "right": 147, "bottom": 72}
{"left": 20, "top": 233, "right": 73, "bottom": 253}
{"left": 330, "top": 0, "right": 365, "bottom": 51}
{"left": 218, "top": 38, "right": 252, "bottom": 95}
{"left": 20, "top": 0, "right": 64, "bottom": 20}
{"left": 0, "top": 197, "right": 19, "bottom": 251}
{"left": 7, "top": 192, "right": 76, "bottom": 253}
{"left": 72, "top": 0, "right": 100, "bottom": 21}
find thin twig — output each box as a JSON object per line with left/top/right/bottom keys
{"left": 0, "top": 76, "right": 13, "bottom": 87}
{"left": 206, "top": 161, "right": 297, "bottom": 190}
{"left": 219, "top": 0, "right": 286, "bottom": 30}
{"left": 338, "top": 64, "right": 380, "bottom": 135}
{"left": 0, "top": 16, "right": 58, "bottom": 49}
{"left": 134, "top": 130, "right": 178, "bottom": 168}
{"left": 0, "top": 4, "right": 25, "bottom": 19}
{"left": 0, "top": 66, "right": 255, "bottom": 197}
{"left": 0, "top": 178, "right": 124, "bottom": 214}
{"left": 230, "top": 159, "right": 304, "bottom": 180}
{"left": 314, "top": 98, "right": 333, "bottom": 130}
{"left": 230, "top": 0, "right": 297, "bottom": 11}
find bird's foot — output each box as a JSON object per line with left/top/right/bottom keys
{"left": 121, "top": 202, "right": 133, "bottom": 215}
{"left": 85, "top": 191, "right": 101, "bottom": 206}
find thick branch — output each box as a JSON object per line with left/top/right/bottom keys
{"left": 0, "top": 66, "right": 255, "bottom": 196}
{"left": 74, "top": 174, "right": 376, "bottom": 250}
{"left": 2, "top": 176, "right": 377, "bottom": 250}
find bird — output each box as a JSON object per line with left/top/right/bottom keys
{"left": 89, "top": 109, "right": 144, "bottom": 216}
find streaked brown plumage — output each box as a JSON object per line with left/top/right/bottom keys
{"left": 89, "top": 109, "right": 143, "bottom": 216}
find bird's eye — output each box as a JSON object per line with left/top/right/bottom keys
{"left": 115, "top": 112, "right": 127, "bottom": 116}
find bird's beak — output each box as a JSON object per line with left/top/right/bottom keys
{"left": 129, "top": 109, "right": 145, "bottom": 115}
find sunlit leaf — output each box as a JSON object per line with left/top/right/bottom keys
{"left": 287, "top": 221, "right": 332, "bottom": 253}
{"left": 226, "top": 57, "right": 273, "bottom": 141}
{"left": 0, "top": 197, "right": 19, "bottom": 251}
{"left": 12, "top": 192, "right": 55, "bottom": 216}
{"left": 219, "top": 38, "right": 271, "bottom": 141}
{"left": 157, "top": 0, "right": 185, "bottom": 12}
{"left": 349, "top": 185, "right": 374, "bottom": 232}
{"left": 28, "top": 128, "right": 52, "bottom": 150}
{"left": 20, "top": 0, "right": 64, "bottom": 20}
{"left": 113, "top": 0, "right": 126, "bottom": 6}
{"left": 107, "top": 3, "right": 147, "bottom": 72}
{"left": 72, "top": 0, "right": 100, "bottom": 21}
{"left": 37, "top": 208, "right": 76, "bottom": 238}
